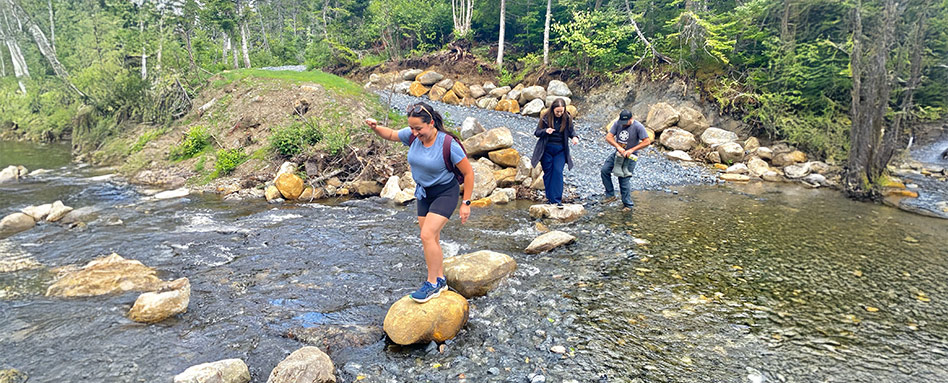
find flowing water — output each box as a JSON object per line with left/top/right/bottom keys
{"left": 2, "top": 141, "right": 947, "bottom": 383}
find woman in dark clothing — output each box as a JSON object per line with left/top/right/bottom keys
{"left": 530, "top": 98, "right": 578, "bottom": 207}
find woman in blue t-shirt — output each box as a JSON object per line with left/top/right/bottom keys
{"left": 364, "top": 102, "right": 474, "bottom": 303}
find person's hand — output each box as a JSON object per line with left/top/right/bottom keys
{"left": 545, "top": 128, "right": 554, "bottom": 135}
{"left": 571, "top": 137, "right": 579, "bottom": 145}
{"left": 459, "top": 204, "right": 471, "bottom": 224}
{"left": 364, "top": 118, "right": 378, "bottom": 129}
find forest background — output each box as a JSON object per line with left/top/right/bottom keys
{"left": 0, "top": 0, "right": 945, "bottom": 196}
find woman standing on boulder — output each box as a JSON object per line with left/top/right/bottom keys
{"left": 364, "top": 102, "right": 474, "bottom": 303}
{"left": 531, "top": 98, "right": 578, "bottom": 207}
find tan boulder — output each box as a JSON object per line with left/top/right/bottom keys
{"left": 409, "top": 81, "right": 429, "bottom": 97}
{"left": 383, "top": 291, "right": 469, "bottom": 345}
{"left": 646, "top": 102, "right": 680, "bottom": 132}
{"left": 46, "top": 200, "right": 73, "bottom": 222}
{"left": 1, "top": 213, "right": 35, "bottom": 237}
{"left": 528, "top": 204, "right": 585, "bottom": 223}
{"left": 493, "top": 168, "right": 518, "bottom": 187}
{"left": 266, "top": 347, "right": 336, "bottom": 383}
{"left": 720, "top": 174, "right": 750, "bottom": 182}
{"left": 128, "top": 278, "right": 191, "bottom": 323}
{"left": 494, "top": 99, "right": 520, "bottom": 114}
{"left": 276, "top": 173, "right": 304, "bottom": 200}
{"left": 488, "top": 148, "right": 521, "bottom": 168}
{"left": 265, "top": 185, "right": 282, "bottom": 201}
{"left": 428, "top": 85, "right": 448, "bottom": 102}
{"left": 525, "top": 230, "right": 576, "bottom": 254}
{"left": 443, "top": 250, "right": 517, "bottom": 298}
{"left": 441, "top": 90, "right": 460, "bottom": 105}
{"left": 677, "top": 106, "right": 710, "bottom": 135}
{"left": 471, "top": 162, "right": 498, "bottom": 200}
{"left": 452, "top": 82, "right": 471, "bottom": 99}
{"left": 46, "top": 253, "right": 167, "bottom": 297}
{"left": 174, "top": 359, "right": 250, "bottom": 383}
{"left": 350, "top": 180, "right": 382, "bottom": 196}
{"left": 463, "top": 128, "right": 514, "bottom": 156}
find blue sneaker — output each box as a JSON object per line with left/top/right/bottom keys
{"left": 436, "top": 277, "right": 448, "bottom": 292}
{"left": 410, "top": 281, "right": 443, "bottom": 303}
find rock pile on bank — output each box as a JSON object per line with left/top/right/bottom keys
{"left": 365, "top": 69, "right": 579, "bottom": 118}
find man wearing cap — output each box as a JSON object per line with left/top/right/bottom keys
{"left": 601, "top": 110, "right": 651, "bottom": 209}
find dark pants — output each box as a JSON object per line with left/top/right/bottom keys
{"left": 601, "top": 152, "right": 635, "bottom": 207}
{"left": 541, "top": 143, "right": 566, "bottom": 204}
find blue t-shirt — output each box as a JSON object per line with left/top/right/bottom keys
{"left": 398, "top": 128, "right": 466, "bottom": 193}
{"left": 609, "top": 120, "right": 649, "bottom": 154}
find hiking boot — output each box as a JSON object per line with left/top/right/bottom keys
{"left": 436, "top": 277, "right": 448, "bottom": 293}
{"left": 410, "top": 281, "right": 442, "bottom": 303}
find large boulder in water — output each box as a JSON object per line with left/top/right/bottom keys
{"left": 267, "top": 347, "right": 336, "bottom": 383}
{"left": 470, "top": 162, "right": 497, "bottom": 200}
{"left": 276, "top": 173, "right": 304, "bottom": 200}
{"left": 383, "top": 291, "right": 469, "bottom": 345}
{"left": 463, "top": 127, "right": 514, "bottom": 156}
{"left": 646, "top": 102, "right": 679, "bottom": 133}
{"left": 525, "top": 230, "right": 576, "bottom": 254}
{"left": 488, "top": 148, "right": 521, "bottom": 168}
{"left": 46, "top": 253, "right": 168, "bottom": 298}
{"left": 528, "top": 204, "right": 585, "bottom": 223}
{"left": 128, "top": 277, "right": 191, "bottom": 323}
{"left": 0, "top": 213, "right": 35, "bottom": 237}
{"left": 443, "top": 250, "right": 517, "bottom": 298}
{"left": 659, "top": 128, "right": 697, "bottom": 151}
{"left": 174, "top": 359, "right": 250, "bottom": 383}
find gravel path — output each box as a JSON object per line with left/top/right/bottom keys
{"left": 378, "top": 91, "right": 717, "bottom": 200}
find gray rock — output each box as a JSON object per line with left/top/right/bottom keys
{"left": 402, "top": 69, "right": 423, "bottom": 81}
{"left": 659, "top": 128, "right": 697, "bottom": 151}
{"left": 174, "top": 359, "right": 250, "bottom": 383}
{"left": 717, "top": 142, "right": 745, "bottom": 163}
{"left": 547, "top": 80, "right": 572, "bottom": 97}
{"left": 267, "top": 347, "right": 336, "bottom": 383}
{"left": 525, "top": 230, "right": 576, "bottom": 254}
{"left": 460, "top": 117, "right": 486, "bottom": 140}
{"left": 700, "top": 128, "right": 739, "bottom": 146}
{"left": 521, "top": 99, "right": 546, "bottom": 116}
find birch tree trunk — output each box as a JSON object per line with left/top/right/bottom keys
{"left": 543, "top": 0, "right": 551, "bottom": 65}
{"left": 497, "top": 0, "right": 505, "bottom": 66}
{"left": 241, "top": 22, "right": 250, "bottom": 68}
{"left": 47, "top": 0, "right": 53, "bottom": 53}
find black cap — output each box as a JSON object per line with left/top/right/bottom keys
{"left": 618, "top": 110, "right": 633, "bottom": 124}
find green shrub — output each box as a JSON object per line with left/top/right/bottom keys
{"left": 269, "top": 122, "right": 322, "bottom": 157}
{"left": 169, "top": 126, "right": 211, "bottom": 160}
{"left": 213, "top": 148, "right": 248, "bottom": 177}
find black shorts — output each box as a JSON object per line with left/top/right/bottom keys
{"left": 417, "top": 181, "right": 460, "bottom": 219}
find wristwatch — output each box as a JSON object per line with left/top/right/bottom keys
{"left": 462, "top": 200, "right": 471, "bottom": 206}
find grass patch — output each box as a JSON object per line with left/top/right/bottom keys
{"left": 211, "top": 148, "right": 248, "bottom": 178}
{"left": 219, "top": 69, "right": 364, "bottom": 97}
{"left": 170, "top": 126, "right": 211, "bottom": 161}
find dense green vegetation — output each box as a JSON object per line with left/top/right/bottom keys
{"left": 0, "top": 0, "right": 945, "bottom": 174}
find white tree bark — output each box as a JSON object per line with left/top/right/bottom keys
{"left": 47, "top": 0, "right": 53, "bottom": 53}
{"left": 451, "top": 0, "right": 473, "bottom": 38}
{"left": 543, "top": 0, "right": 551, "bottom": 65}
{"left": 497, "top": 0, "right": 505, "bottom": 65}
{"left": 241, "top": 22, "right": 250, "bottom": 68}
